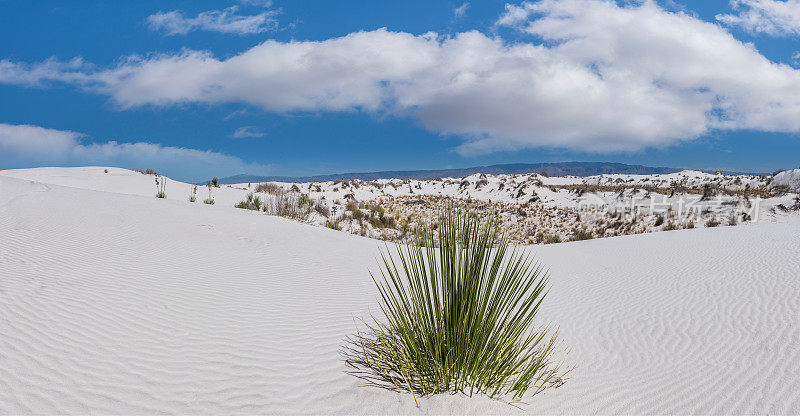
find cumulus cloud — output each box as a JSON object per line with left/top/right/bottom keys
{"left": 4, "top": 0, "right": 800, "bottom": 154}
{"left": 146, "top": 6, "right": 278, "bottom": 36}
{"left": 716, "top": 0, "right": 800, "bottom": 36}
{"left": 231, "top": 126, "right": 267, "bottom": 138}
{"left": 0, "top": 123, "right": 270, "bottom": 180}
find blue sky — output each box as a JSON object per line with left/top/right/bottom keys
{"left": 1, "top": 0, "right": 799, "bottom": 181}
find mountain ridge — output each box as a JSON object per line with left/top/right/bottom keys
{"left": 217, "top": 161, "right": 752, "bottom": 184}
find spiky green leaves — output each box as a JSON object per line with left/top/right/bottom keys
{"left": 345, "top": 210, "right": 565, "bottom": 405}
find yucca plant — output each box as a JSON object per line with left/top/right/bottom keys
{"left": 155, "top": 176, "right": 166, "bottom": 198}
{"left": 344, "top": 210, "right": 565, "bottom": 406}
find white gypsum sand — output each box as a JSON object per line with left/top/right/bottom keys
{"left": 1, "top": 168, "right": 799, "bottom": 414}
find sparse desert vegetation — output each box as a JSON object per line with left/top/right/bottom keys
{"left": 217, "top": 170, "right": 800, "bottom": 244}
{"left": 133, "top": 168, "right": 159, "bottom": 176}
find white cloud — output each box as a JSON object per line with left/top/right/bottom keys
{"left": 716, "top": 0, "right": 800, "bottom": 36}
{"left": 231, "top": 126, "right": 267, "bottom": 138}
{"left": 0, "top": 123, "right": 270, "bottom": 180}
{"left": 5, "top": 0, "right": 800, "bottom": 154}
{"left": 496, "top": 3, "right": 531, "bottom": 26}
{"left": 146, "top": 6, "right": 278, "bottom": 36}
{"left": 238, "top": 0, "right": 273, "bottom": 7}
{"left": 0, "top": 57, "right": 89, "bottom": 87}
{"left": 454, "top": 3, "right": 470, "bottom": 18}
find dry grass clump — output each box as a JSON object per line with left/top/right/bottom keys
{"left": 255, "top": 182, "right": 284, "bottom": 196}
{"left": 344, "top": 210, "right": 566, "bottom": 406}
{"left": 134, "top": 168, "right": 159, "bottom": 176}
{"left": 571, "top": 228, "right": 593, "bottom": 241}
{"left": 315, "top": 203, "right": 330, "bottom": 217}
{"left": 262, "top": 193, "right": 315, "bottom": 220}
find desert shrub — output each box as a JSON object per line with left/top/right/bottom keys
{"left": 134, "top": 168, "right": 159, "bottom": 175}
{"left": 211, "top": 177, "right": 219, "bottom": 187}
{"left": 315, "top": 203, "right": 330, "bottom": 217}
{"left": 262, "top": 193, "right": 314, "bottom": 221}
{"left": 255, "top": 182, "right": 283, "bottom": 195}
{"left": 538, "top": 232, "right": 561, "bottom": 244}
{"left": 104, "top": 169, "right": 108, "bottom": 173}
{"left": 189, "top": 195, "right": 196, "bottom": 202}
{"left": 653, "top": 214, "right": 665, "bottom": 227}
{"left": 571, "top": 228, "right": 593, "bottom": 241}
{"left": 369, "top": 213, "right": 396, "bottom": 229}
{"left": 344, "top": 210, "right": 566, "bottom": 405}
{"left": 705, "top": 218, "right": 720, "bottom": 227}
{"left": 235, "top": 192, "right": 263, "bottom": 210}
{"left": 298, "top": 194, "right": 314, "bottom": 209}
{"left": 367, "top": 203, "right": 385, "bottom": 217}
{"left": 345, "top": 202, "right": 366, "bottom": 221}
{"left": 325, "top": 220, "right": 342, "bottom": 230}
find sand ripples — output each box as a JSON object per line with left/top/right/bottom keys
{"left": 1, "top": 174, "right": 799, "bottom": 414}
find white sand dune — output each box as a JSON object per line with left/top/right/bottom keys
{"left": 1, "top": 169, "right": 799, "bottom": 414}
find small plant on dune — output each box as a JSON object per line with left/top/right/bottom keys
{"left": 653, "top": 214, "right": 665, "bottom": 227}
{"left": 211, "top": 177, "right": 219, "bottom": 187}
{"left": 155, "top": 176, "right": 167, "bottom": 198}
{"left": 189, "top": 185, "right": 197, "bottom": 202}
{"left": 571, "top": 227, "right": 593, "bottom": 241}
{"left": 344, "top": 210, "right": 566, "bottom": 406}
{"left": 235, "top": 192, "right": 263, "bottom": 210}
{"left": 315, "top": 203, "right": 331, "bottom": 217}
{"left": 203, "top": 183, "right": 215, "bottom": 204}
{"left": 104, "top": 169, "right": 108, "bottom": 173}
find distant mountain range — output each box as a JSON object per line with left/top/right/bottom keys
{"left": 218, "top": 162, "right": 690, "bottom": 184}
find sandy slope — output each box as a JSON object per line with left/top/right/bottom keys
{"left": 1, "top": 170, "right": 799, "bottom": 414}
